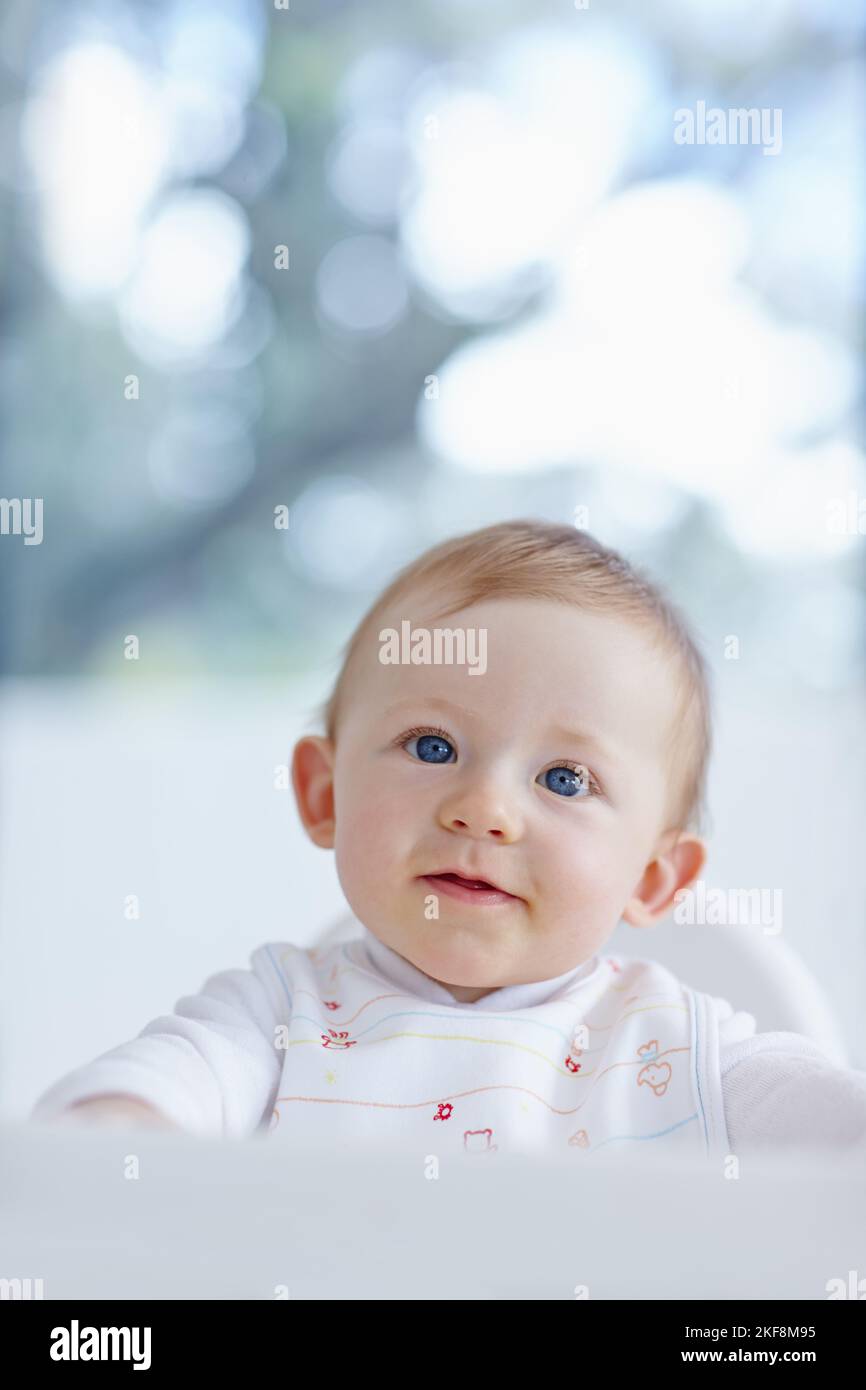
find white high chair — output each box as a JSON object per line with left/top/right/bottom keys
{"left": 312, "top": 910, "right": 852, "bottom": 1069}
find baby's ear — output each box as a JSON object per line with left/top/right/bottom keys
{"left": 621, "top": 831, "right": 707, "bottom": 928}
{"left": 291, "top": 736, "right": 336, "bottom": 848}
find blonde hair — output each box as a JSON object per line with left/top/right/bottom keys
{"left": 320, "top": 519, "right": 712, "bottom": 835}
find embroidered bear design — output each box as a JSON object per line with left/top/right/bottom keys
{"left": 463, "top": 1128, "right": 497, "bottom": 1153}
{"left": 637, "top": 1060, "right": 672, "bottom": 1095}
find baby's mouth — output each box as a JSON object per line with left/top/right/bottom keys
{"left": 420, "top": 871, "right": 520, "bottom": 905}
{"left": 435, "top": 871, "right": 497, "bottom": 890}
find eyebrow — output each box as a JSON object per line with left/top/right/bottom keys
{"left": 381, "top": 697, "right": 622, "bottom": 768}
{"left": 547, "top": 722, "right": 622, "bottom": 769}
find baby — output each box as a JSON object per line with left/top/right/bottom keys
{"left": 31, "top": 519, "right": 866, "bottom": 1159}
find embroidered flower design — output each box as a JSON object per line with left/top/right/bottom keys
{"left": 434, "top": 1102, "right": 453, "bottom": 1121}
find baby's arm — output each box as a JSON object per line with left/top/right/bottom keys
{"left": 720, "top": 1026, "right": 866, "bottom": 1157}
{"left": 31, "top": 954, "right": 287, "bottom": 1138}
{"left": 53, "top": 1095, "right": 181, "bottom": 1129}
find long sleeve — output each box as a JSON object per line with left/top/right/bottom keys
{"left": 30, "top": 952, "right": 289, "bottom": 1138}
{"left": 718, "top": 1011, "right": 866, "bottom": 1157}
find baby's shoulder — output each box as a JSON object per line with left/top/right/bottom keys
{"left": 248, "top": 937, "right": 356, "bottom": 988}
{"left": 600, "top": 951, "right": 702, "bottom": 998}
{"left": 602, "top": 954, "right": 761, "bottom": 1035}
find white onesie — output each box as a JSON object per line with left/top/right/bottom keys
{"left": 31, "top": 923, "right": 866, "bottom": 1160}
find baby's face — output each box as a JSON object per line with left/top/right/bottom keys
{"left": 297, "top": 595, "right": 703, "bottom": 1000}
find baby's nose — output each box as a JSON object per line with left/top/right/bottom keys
{"left": 438, "top": 786, "right": 522, "bottom": 842}
{"left": 448, "top": 816, "right": 506, "bottom": 839}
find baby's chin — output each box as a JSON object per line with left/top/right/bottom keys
{"left": 381, "top": 913, "right": 537, "bottom": 988}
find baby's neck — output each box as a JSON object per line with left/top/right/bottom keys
{"left": 439, "top": 981, "right": 497, "bottom": 1004}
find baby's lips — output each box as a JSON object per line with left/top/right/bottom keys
{"left": 423, "top": 868, "right": 519, "bottom": 897}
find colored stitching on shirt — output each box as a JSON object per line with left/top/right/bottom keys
{"left": 272, "top": 1045, "right": 692, "bottom": 1106}
{"left": 284, "top": 1000, "right": 692, "bottom": 1050}
{"left": 291, "top": 986, "right": 689, "bottom": 1045}
{"left": 271, "top": 1061, "right": 691, "bottom": 1119}
{"left": 584, "top": 1112, "right": 700, "bottom": 1150}
{"left": 691, "top": 990, "right": 710, "bottom": 1155}
{"left": 263, "top": 944, "right": 294, "bottom": 1011}
{"left": 268, "top": 942, "right": 702, "bottom": 1151}
{"left": 281, "top": 941, "right": 688, "bottom": 1038}
{"left": 284, "top": 1009, "right": 690, "bottom": 1068}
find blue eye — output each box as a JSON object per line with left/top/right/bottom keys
{"left": 539, "top": 765, "right": 590, "bottom": 798}
{"left": 409, "top": 733, "right": 455, "bottom": 764}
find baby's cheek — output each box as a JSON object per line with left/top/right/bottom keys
{"left": 334, "top": 782, "right": 409, "bottom": 887}
{"left": 547, "top": 834, "right": 623, "bottom": 911}
{"left": 333, "top": 823, "right": 388, "bottom": 925}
